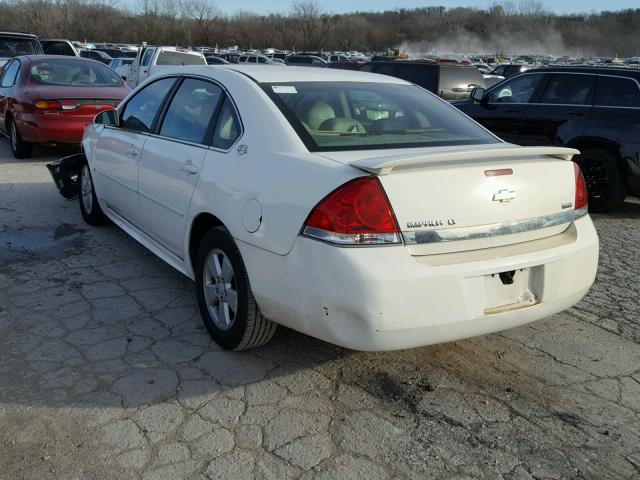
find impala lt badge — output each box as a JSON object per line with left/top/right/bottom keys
{"left": 493, "top": 188, "right": 516, "bottom": 203}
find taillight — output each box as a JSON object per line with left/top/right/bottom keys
{"left": 59, "top": 100, "right": 80, "bottom": 110}
{"left": 34, "top": 100, "right": 79, "bottom": 111}
{"left": 35, "top": 100, "right": 61, "bottom": 110}
{"left": 302, "top": 176, "right": 401, "bottom": 245}
{"left": 574, "top": 162, "right": 588, "bottom": 218}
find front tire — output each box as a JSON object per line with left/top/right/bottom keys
{"left": 8, "top": 118, "right": 32, "bottom": 159}
{"left": 195, "top": 227, "right": 277, "bottom": 350}
{"left": 574, "top": 149, "right": 626, "bottom": 212}
{"left": 78, "top": 163, "right": 110, "bottom": 225}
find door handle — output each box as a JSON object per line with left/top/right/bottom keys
{"left": 567, "top": 112, "right": 584, "bottom": 117}
{"left": 126, "top": 148, "right": 138, "bottom": 157}
{"left": 506, "top": 108, "right": 521, "bottom": 113}
{"left": 181, "top": 160, "right": 200, "bottom": 175}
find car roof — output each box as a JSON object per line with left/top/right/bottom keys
{"left": 0, "top": 31, "right": 38, "bottom": 38}
{"left": 527, "top": 65, "right": 640, "bottom": 77}
{"left": 15, "top": 55, "right": 109, "bottom": 65}
{"left": 155, "top": 65, "right": 411, "bottom": 84}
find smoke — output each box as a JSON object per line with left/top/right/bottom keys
{"left": 397, "top": 27, "right": 593, "bottom": 59}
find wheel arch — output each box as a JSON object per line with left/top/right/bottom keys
{"left": 568, "top": 137, "right": 628, "bottom": 178}
{"left": 188, "top": 212, "right": 226, "bottom": 275}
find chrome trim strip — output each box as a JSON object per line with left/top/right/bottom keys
{"left": 403, "top": 210, "right": 574, "bottom": 244}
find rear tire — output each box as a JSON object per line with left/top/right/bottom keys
{"left": 78, "top": 163, "right": 110, "bottom": 225}
{"left": 8, "top": 118, "right": 32, "bottom": 159}
{"left": 195, "top": 227, "right": 277, "bottom": 351}
{"left": 574, "top": 149, "right": 626, "bottom": 213}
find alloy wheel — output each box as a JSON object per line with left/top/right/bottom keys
{"left": 81, "top": 165, "right": 93, "bottom": 212}
{"left": 202, "top": 249, "right": 238, "bottom": 330}
{"left": 579, "top": 157, "right": 609, "bottom": 200}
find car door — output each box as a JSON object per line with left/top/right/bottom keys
{"left": 127, "top": 48, "right": 145, "bottom": 89}
{"left": 92, "top": 76, "right": 178, "bottom": 225}
{"left": 457, "top": 73, "right": 547, "bottom": 144}
{"left": 0, "top": 59, "right": 19, "bottom": 133}
{"left": 137, "top": 77, "right": 224, "bottom": 256}
{"left": 518, "top": 73, "right": 595, "bottom": 146}
{"left": 136, "top": 48, "right": 156, "bottom": 86}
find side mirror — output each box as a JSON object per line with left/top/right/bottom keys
{"left": 94, "top": 109, "right": 119, "bottom": 127}
{"left": 470, "top": 87, "right": 486, "bottom": 102}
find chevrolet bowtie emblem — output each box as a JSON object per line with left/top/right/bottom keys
{"left": 493, "top": 188, "right": 516, "bottom": 203}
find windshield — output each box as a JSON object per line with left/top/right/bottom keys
{"left": 156, "top": 51, "right": 205, "bottom": 66}
{"left": 262, "top": 82, "right": 499, "bottom": 151}
{"left": 0, "top": 36, "right": 38, "bottom": 58}
{"left": 29, "top": 59, "right": 124, "bottom": 86}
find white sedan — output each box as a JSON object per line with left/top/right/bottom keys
{"left": 50, "top": 65, "right": 599, "bottom": 351}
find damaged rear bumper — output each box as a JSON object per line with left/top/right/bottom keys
{"left": 46, "top": 153, "right": 85, "bottom": 200}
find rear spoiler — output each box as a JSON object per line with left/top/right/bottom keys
{"left": 349, "top": 147, "right": 580, "bottom": 175}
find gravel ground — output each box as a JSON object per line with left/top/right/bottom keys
{"left": 1, "top": 140, "right": 639, "bottom": 480}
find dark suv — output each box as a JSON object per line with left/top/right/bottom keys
{"left": 456, "top": 66, "right": 640, "bottom": 211}
{"left": 360, "top": 61, "right": 486, "bottom": 101}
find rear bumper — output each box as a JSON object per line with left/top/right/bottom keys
{"left": 239, "top": 216, "right": 599, "bottom": 351}
{"left": 17, "top": 114, "right": 95, "bottom": 144}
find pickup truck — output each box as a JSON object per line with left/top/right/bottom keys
{"left": 126, "top": 46, "right": 206, "bottom": 89}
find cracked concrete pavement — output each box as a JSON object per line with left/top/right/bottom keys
{"left": 1, "top": 140, "right": 639, "bottom": 480}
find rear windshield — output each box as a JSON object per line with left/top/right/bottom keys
{"left": 156, "top": 51, "right": 205, "bottom": 66}
{"left": 0, "top": 36, "right": 39, "bottom": 58}
{"left": 29, "top": 59, "right": 124, "bottom": 86}
{"left": 262, "top": 81, "right": 499, "bottom": 151}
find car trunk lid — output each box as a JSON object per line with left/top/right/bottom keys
{"left": 318, "top": 145, "right": 580, "bottom": 255}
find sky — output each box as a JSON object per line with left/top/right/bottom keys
{"left": 212, "top": 0, "right": 638, "bottom": 15}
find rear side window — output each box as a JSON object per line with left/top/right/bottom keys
{"left": 539, "top": 74, "right": 595, "bottom": 106}
{"left": 42, "top": 41, "right": 75, "bottom": 56}
{"left": 159, "top": 79, "right": 223, "bottom": 144}
{"left": 595, "top": 76, "right": 640, "bottom": 108}
{"left": 1, "top": 60, "right": 20, "bottom": 87}
{"left": 0, "top": 37, "right": 38, "bottom": 58}
{"left": 156, "top": 51, "right": 205, "bottom": 66}
{"left": 213, "top": 98, "right": 241, "bottom": 149}
{"left": 121, "top": 77, "right": 175, "bottom": 133}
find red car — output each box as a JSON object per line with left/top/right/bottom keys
{"left": 0, "top": 55, "right": 130, "bottom": 158}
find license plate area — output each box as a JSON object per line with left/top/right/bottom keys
{"left": 483, "top": 267, "right": 540, "bottom": 315}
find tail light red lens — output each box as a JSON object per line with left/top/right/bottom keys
{"left": 34, "top": 100, "right": 61, "bottom": 110}
{"left": 303, "top": 177, "right": 401, "bottom": 245}
{"left": 574, "top": 162, "right": 588, "bottom": 218}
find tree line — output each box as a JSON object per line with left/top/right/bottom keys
{"left": 0, "top": 0, "right": 639, "bottom": 56}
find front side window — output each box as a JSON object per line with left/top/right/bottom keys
{"left": 595, "top": 75, "right": 640, "bottom": 108}
{"left": 29, "top": 59, "right": 123, "bottom": 86}
{"left": 213, "top": 98, "right": 241, "bottom": 149}
{"left": 486, "top": 73, "right": 544, "bottom": 104}
{"left": 121, "top": 77, "right": 176, "bottom": 133}
{"left": 159, "top": 79, "right": 223, "bottom": 144}
{"left": 1, "top": 60, "right": 19, "bottom": 87}
{"left": 263, "top": 81, "right": 499, "bottom": 151}
{"left": 538, "top": 74, "right": 595, "bottom": 106}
